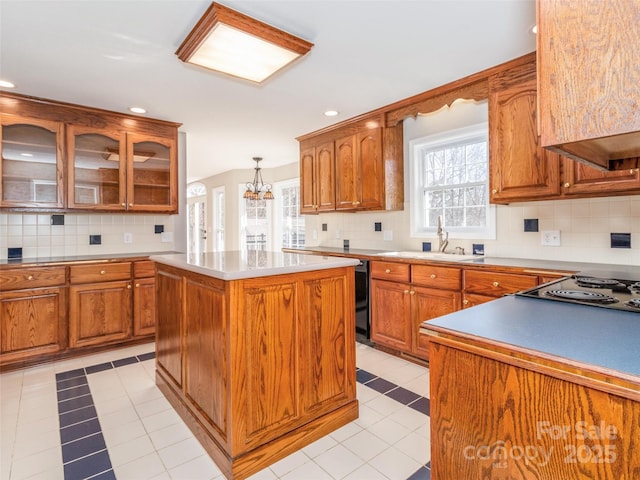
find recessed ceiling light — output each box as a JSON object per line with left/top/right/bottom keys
{"left": 324, "top": 110, "right": 339, "bottom": 117}
{"left": 0, "top": 80, "right": 16, "bottom": 88}
{"left": 129, "top": 107, "right": 147, "bottom": 114}
{"left": 176, "top": 3, "right": 313, "bottom": 83}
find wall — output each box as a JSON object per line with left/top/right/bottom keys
{"left": 303, "top": 101, "right": 640, "bottom": 267}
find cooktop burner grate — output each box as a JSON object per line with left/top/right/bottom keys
{"left": 545, "top": 289, "right": 618, "bottom": 304}
{"left": 574, "top": 276, "right": 624, "bottom": 288}
{"left": 626, "top": 298, "right": 640, "bottom": 309}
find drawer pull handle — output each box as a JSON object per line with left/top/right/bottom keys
{"left": 27, "top": 275, "right": 34, "bottom": 280}
{"left": 385, "top": 269, "right": 391, "bottom": 273}
{"left": 101, "top": 270, "right": 106, "bottom": 275}
{"left": 493, "top": 281, "right": 500, "bottom": 287}
{"left": 430, "top": 274, "right": 437, "bottom": 279}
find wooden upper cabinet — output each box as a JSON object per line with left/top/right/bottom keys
{"left": 537, "top": 0, "right": 640, "bottom": 170}
{"left": 298, "top": 115, "right": 403, "bottom": 214}
{"left": 488, "top": 61, "right": 561, "bottom": 203}
{"left": 0, "top": 91, "right": 180, "bottom": 213}
{"left": 335, "top": 127, "right": 384, "bottom": 211}
{"left": 127, "top": 133, "right": 177, "bottom": 212}
{"left": 561, "top": 160, "right": 640, "bottom": 196}
{"left": 300, "top": 141, "right": 335, "bottom": 214}
{"left": 67, "top": 125, "right": 126, "bottom": 210}
{"left": 1, "top": 115, "right": 65, "bottom": 208}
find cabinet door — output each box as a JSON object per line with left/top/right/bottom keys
{"left": 67, "top": 125, "right": 126, "bottom": 210}
{"left": 300, "top": 142, "right": 335, "bottom": 214}
{"left": 562, "top": 159, "right": 640, "bottom": 196}
{"left": 370, "top": 279, "right": 412, "bottom": 352}
{"left": 300, "top": 146, "right": 317, "bottom": 213}
{"left": 69, "top": 280, "right": 131, "bottom": 348}
{"left": 300, "top": 272, "right": 354, "bottom": 415}
{"left": 489, "top": 71, "right": 561, "bottom": 202}
{"left": 133, "top": 277, "right": 155, "bottom": 337}
{"left": 357, "top": 127, "right": 384, "bottom": 210}
{"left": 127, "top": 133, "right": 177, "bottom": 213}
{"left": 413, "top": 285, "right": 461, "bottom": 360}
{"left": 334, "top": 134, "right": 359, "bottom": 210}
{"left": 0, "top": 287, "right": 66, "bottom": 364}
{"left": 1, "top": 115, "right": 64, "bottom": 208}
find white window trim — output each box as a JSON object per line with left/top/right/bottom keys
{"left": 409, "top": 123, "right": 496, "bottom": 240}
{"left": 274, "top": 178, "right": 304, "bottom": 250}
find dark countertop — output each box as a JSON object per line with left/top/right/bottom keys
{"left": 423, "top": 294, "right": 640, "bottom": 379}
{"left": 0, "top": 251, "right": 179, "bottom": 268}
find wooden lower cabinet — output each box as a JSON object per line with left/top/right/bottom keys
{"left": 463, "top": 269, "right": 539, "bottom": 308}
{"left": 155, "top": 264, "right": 358, "bottom": 480}
{"left": 69, "top": 281, "right": 132, "bottom": 348}
{"left": 371, "top": 279, "right": 413, "bottom": 352}
{"left": 413, "top": 286, "right": 460, "bottom": 358}
{"left": 0, "top": 266, "right": 67, "bottom": 366}
{"left": 429, "top": 339, "right": 640, "bottom": 479}
{"left": 133, "top": 260, "right": 156, "bottom": 337}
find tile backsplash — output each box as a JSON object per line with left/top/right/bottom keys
{"left": 0, "top": 213, "right": 176, "bottom": 260}
{"left": 304, "top": 195, "right": 640, "bottom": 266}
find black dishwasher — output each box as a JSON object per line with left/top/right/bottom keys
{"left": 354, "top": 259, "right": 371, "bottom": 344}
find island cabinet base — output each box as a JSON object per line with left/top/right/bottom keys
{"left": 428, "top": 338, "right": 640, "bottom": 480}
{"left": 154, "top": 263, "right": 359, "bottom": 480}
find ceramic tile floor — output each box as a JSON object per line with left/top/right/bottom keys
{"left": 1, "top": 342, "right": 431, "bottom": 480}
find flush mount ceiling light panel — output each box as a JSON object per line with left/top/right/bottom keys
{"left": 176, "top": 2, "right": 314, "bottom": 83}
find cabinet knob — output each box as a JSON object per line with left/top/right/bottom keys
{"left": 493, "top": 281, "right": 500, "bottom": 287}
{"left": 27, "top": 275, "right": 33, "bottom": 280}
{"left": 135, "top": 283, "right": 140, "bottom": 288}
{"left": 491, "top": 189, "right": 498, "bottom": 194}
{"left": 385, "top": 269, "right": 391, "bottom": 273}
{"left": 563, "top": 182, "right": 571, "bottom": 188}
{"left": 129, "top": 203, "right": 133, "bottom": 207}
{"left": 463, "top": 299, "right": 469, "bottom": 305}
{"left": 430, "top": 274, "right": 437, "bottom": 279}
{"left": 409, "top": 290, "right": 415, "bottom": 295}
{"left": 121, "top": 203, "right": 126, "bottom": 207}
{"left": 100, "top": 270, "right": 106, "bottom": 275}
{"left": 127, "top": 284, "right": 132, "bottom": 289}
{"left": 404, "top": 289, "right": 410, "bottom": 294}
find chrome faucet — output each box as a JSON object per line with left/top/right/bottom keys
{"left": 437, "top": 216, "right": 449, "bottom": 253}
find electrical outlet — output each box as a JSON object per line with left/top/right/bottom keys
{"left": 541, "top": 230, "right": 561, "bottom": 246}
{"left": 383, "top": 230, "right": 393, "bottom": 241}
{"left": 123, "top": 232, "right": 133, "bottom": 244}
{"left": 335, "top": 229, "right": 342, "bottom": 239}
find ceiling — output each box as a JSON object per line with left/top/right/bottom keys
{"left": 0, "top": 0, "right": 536, "bottom": 183}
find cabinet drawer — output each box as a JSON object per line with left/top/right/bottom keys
{"left": 70, "top": 262, "right": 131, "bottom": 284}
{"left": 412, "top": 265, "right": 461, "bottom": 290}
{"left": 463, "top": 269, "right": 538, "bottom": 297}
{"left": 134, "top": 260, "right": 155, "bottom": 278}
{"left": 0, "top": 266, "right": 66, "bottom": 290}
{"left": 370, "top": 261, "right": 410, "bottom": 282}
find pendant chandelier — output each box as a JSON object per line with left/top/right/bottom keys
{"left": 244, "top": 157, "right": 274, "bottom": 200}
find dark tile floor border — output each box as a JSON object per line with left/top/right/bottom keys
{"left": 55, "top": 352, "right": 155, "bottom": 480}
{"left": 54, "top": 352, "right": 430, "bottom": 479}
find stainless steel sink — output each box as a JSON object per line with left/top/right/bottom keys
{"left": 376, "top": 251, "right": 480, "bottom": 261}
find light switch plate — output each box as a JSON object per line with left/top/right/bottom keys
{"left": 541, "top": 230, "right": 561, "bottom": 246}
{"left": 383, "top": 230, "right": 393, "bottom": 241}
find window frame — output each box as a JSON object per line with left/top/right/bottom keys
{"left": 409, "top": 123, "right": 496, "bottom": 240}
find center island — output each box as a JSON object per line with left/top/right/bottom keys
{"left": 149, "top": 251, "right": 360, "bottom": 480}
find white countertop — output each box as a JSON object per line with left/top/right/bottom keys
{"left": 150, "top": 251, "right": 360, "bottom": 280}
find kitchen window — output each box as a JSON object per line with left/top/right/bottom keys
{"left": 275, "top": 179, "right": 304, "bottom": 249}
{"left": 410, "top": 123, "right": 495, "bottom": 239}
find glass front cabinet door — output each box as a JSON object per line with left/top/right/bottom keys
{"left": 1, "top": 115, "right": 64, "bottom": 208}
{"left": 67, "top": 125, "right": 126, "bottom": 210}
{"left": 126, "top": 133, "right": 176, "bottom": 212}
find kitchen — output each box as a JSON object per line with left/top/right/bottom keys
{"left": 1, "top": 1, "right": 640, "bottom": 480}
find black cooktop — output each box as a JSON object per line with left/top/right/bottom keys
{"left": 516, "top": 275, "right": 640, "bottom": 313}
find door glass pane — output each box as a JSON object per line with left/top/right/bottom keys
{"left": 132, "top": 140, "right": 170, "bottom": 206}
{"left": 2, "top": 123, "right": 58, "bottom": 203}
{"left": 73, "top": 133, "right": 121, "bottom": 205}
